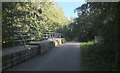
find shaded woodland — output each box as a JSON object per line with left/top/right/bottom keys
{"left": 2, "top": 1, "right": 119, "bottom": 71}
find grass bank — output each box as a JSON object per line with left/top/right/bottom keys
{"left": 80, "top": 41, "right": 118, "bottom": 71}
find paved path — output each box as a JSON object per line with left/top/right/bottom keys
{"left": 7, "top": 42, "right": 81, "bottom": 71}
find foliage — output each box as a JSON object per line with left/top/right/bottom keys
{"left": 2, "top": 1, "right": 68, "bottom": 48}
{"left": 80, "top": 42, "right": 118, "bottom": 71}
{"left": 63, "top": 2, "right": 119, "bottom": 43}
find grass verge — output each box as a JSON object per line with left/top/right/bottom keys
{"left": 80, "top": 41, "right": 118, "bottom": 71}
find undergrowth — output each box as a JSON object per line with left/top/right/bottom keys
{"left": 80, "top": 41, "right": 118, "bottom": 71}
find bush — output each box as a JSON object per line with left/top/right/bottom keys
{"left": 80, "top": 41, "right": 118, "bottom": 71}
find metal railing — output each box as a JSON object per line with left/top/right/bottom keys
{"left": 13, "top": 31, "right": 62, "bottom": 48}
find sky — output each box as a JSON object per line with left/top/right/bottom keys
{"left": 55, "top": 2, "right": 85, "bottom": 21}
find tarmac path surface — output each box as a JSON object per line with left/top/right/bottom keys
{"left": 7, "top": 42, "right": 82, "bottom": 71}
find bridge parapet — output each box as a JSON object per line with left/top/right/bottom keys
{"left": 2, "top": 38, "right": 65, "bottom": 70}
{"left": 2, "top": 31, "right": 65, "bottom": 70}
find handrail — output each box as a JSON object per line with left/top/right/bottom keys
{"left": 13, "top": 31, "right": 62, "bottom": 48}
{"left": 13, "top": 34, "right": 27, "bottom": 48}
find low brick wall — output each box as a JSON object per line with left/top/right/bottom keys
{"left": 2, "top": 38, "right": 65, "bottom": 70}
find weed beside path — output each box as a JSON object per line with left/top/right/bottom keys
{"left": 80, "top": 41, "right": 118, "bottom": 71}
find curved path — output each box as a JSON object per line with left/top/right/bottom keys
{"left": 7, "top": 42, "right": 81, "bottom": 71}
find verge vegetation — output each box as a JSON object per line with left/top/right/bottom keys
{"left": 80, "top": 41, "right": 118, "bottom": 71}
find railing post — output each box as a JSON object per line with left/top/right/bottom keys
{"left": 49, "top": 32, "right": 51, "bottom": 39}
{"left": 57, "top": 33, "right": 58, "bottom": 38}
{"left": 55, "top": 33, "right": 57, "bottom": 38}
{"left": 52, "top": 32, "right": 53, "bottom": 39}
{"left": 59, "top": 33, "right": 61, "bottom": 38}
{"left": 20, "top": 35, "right": 26, "bottom": 48}
{"left": 35, "top": 31, "right": 37, "bottom": 40}
{"left": 12, "top": 31, "right": 15, "bottom": 47}
{"left": 55, "top": 32, "right": 56, "bottom": 38}
{"left": 41, "top": 34, "right": 43, "bottom": 40}
{"left": 42, "top": 34, "right": 45, "bottom": 40}
{"left": 46, "top": 33, "right": 47, "bottom": 40}
{"left": 54, "top": 32, "right": 55, "bottom": 38}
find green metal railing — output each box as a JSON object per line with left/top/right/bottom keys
{"left": 13, "top": 31, "right": 62, "bottom": 48}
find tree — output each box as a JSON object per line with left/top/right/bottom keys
{"left": 2, "top": 1, "right": 68, "bottom": 48}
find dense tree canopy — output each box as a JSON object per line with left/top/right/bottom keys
{"left": 2, "top": 1, "right": 68, "bottom": 48}
{"left": 63, "top": 2, "right": 119, "bottom": 44}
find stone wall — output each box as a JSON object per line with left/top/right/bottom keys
{"left": 2, "top": 38, "right": 65, "bottom": 70}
